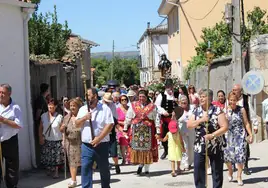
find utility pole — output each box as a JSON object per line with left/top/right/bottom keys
{"left": 111, "top": 40, "right": 115, "bottom": 80}
{"left": 231, "top": 0, "right": 242, "bottom": 84}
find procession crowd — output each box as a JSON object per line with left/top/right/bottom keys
{"left": 0, "top": 79, "right": 267, "bottom": 188}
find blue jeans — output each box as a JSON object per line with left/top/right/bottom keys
{"left": 81, "top": 142, "right": 110, "bottom": 188}
{"left": 194, "top": 152, "right": 224, "bottom": 188}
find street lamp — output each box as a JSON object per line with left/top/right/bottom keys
{"left": 205, "top": 48, "right": 215, "bottom": 66}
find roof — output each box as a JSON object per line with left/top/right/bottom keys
{"left": 30, "top": 59, "right": 62, "bottom": 66}
{"left": 0, "top": 0, "right": 36, "bottom": 8}
{"left": 158, "top": 0, "right": 178, "bottom": 16}
{"left": 138, "top": 24, "right": 168, "bottom": 44}
{"left": 62, "top": 34, "right": 99, "bottom": 63}
{"left": 70, "top": 33, "right": 99, "bottom": 47}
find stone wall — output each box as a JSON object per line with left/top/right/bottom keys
{"left": 189, "top": 56, "right": 233, "bottom": 97}
{"left": 250, "top": 34, "right": 268, "bottom": 140}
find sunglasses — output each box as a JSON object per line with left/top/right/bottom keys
{"left": 121, "top": 98, "right": 127, "bottom": 101}
{"left": 64, "top": 100, "right": 68, "bottom": 102}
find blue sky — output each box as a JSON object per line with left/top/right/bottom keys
{"left": 38, "top": 0, "right": 165, "bottom": 53}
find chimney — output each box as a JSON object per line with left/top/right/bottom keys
{"left": 147, "top": 22, "right": 150, "bottom": 29}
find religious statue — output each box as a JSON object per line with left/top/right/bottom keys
{"left": 158, "top": 54, "right": 172, "bottom": 80}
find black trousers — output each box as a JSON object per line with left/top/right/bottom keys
{"left": 161, "top": 120, "right": 169, "bottom": 154}
{"left": 194, "top": 152, "right": 224, "bottom": 188}
{"left": 0, "top": 134, "right": 19, "bottom": 188}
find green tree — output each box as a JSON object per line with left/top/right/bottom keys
{"left": 184, "top": 6, "right": 268, "bottom": 80}
{"left": 28, "top": 4, "right": 71, "bottom": 59}
{"left": 91, "top": 57, "right": 140, "bottom": 87}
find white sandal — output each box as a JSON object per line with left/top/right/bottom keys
{"left": 237, "top": 179, "right": 244, "bottom": 186}
{"left": 68, "top": 180, "right": 77, "bottom": 188}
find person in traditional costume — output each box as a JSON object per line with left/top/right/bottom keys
{"left": 123, "top": 89, "right": 161, "bottom": 175}
{"left": 155, "top": 79, "right": 178, "bottom": 159}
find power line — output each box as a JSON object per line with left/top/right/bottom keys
{"left": 180, "top": 0, "right": 220, "bottom": 21}
{"left": 180, "top": 0, "right": 191, "bottom": 4}
{"left": 156, "top": 16, "right": 168, "bottom": 28}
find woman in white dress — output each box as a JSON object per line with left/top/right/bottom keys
{"left": 178, "top": 95, "right": 195, "bottom": 171}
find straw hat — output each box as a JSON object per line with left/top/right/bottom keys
{"left": 103, "top": 92, "right": 113, "bottom": 103}
{"left": 127, "top": 90, "right": 136, "bottom": 97}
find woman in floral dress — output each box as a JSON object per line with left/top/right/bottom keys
{"left": 60, "top": 97, "right": 82, "bottom": 188}
{"left": 224, "top": 92, "right": 253, "bottom": 186}
{"left": 187, "top": 89, "right": 228, "bottom": 188}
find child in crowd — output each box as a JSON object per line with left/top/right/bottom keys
{"left": 157, "top": 112, "right": 185, "bottom": 177}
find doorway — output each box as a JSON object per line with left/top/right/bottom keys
{"left": 50, "top": 76, "right": 57, "bottom": 100}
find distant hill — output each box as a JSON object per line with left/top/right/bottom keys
{"left": 92, "top": 51, "right": 139, "bottom": 60}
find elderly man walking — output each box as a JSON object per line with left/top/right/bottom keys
{"left": 0, "top": 84, "right": 23, "bottom": 188}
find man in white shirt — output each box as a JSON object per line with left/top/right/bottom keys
{"left": 0, "top": 84, "right": 23, "bottom": 188}
{"left": 232, "top": 84, "right": 259, "bottom": 175}
{"left": 75, "top": 88, "right": 114, "bottom": 188}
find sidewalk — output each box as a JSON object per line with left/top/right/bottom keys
{"left": 18, "top": 140, "right": 268, "bottom": 188}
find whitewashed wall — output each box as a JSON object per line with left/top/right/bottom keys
{"left": 0, "top": 2, "right": 34, "bottom": 170}
{"left": 152, "top": 35, "right": 168, "bottom": 68}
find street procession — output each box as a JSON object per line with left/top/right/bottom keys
{"left": 1, "top": 0, "right": 268, "bottom": 188}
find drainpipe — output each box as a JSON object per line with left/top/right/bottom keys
{"left": 22, "top": 7, "right": 36, "bottom": 168}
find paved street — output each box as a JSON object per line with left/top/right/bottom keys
{"left": 19, "top": 140, "right": 268, "bottom": 188}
